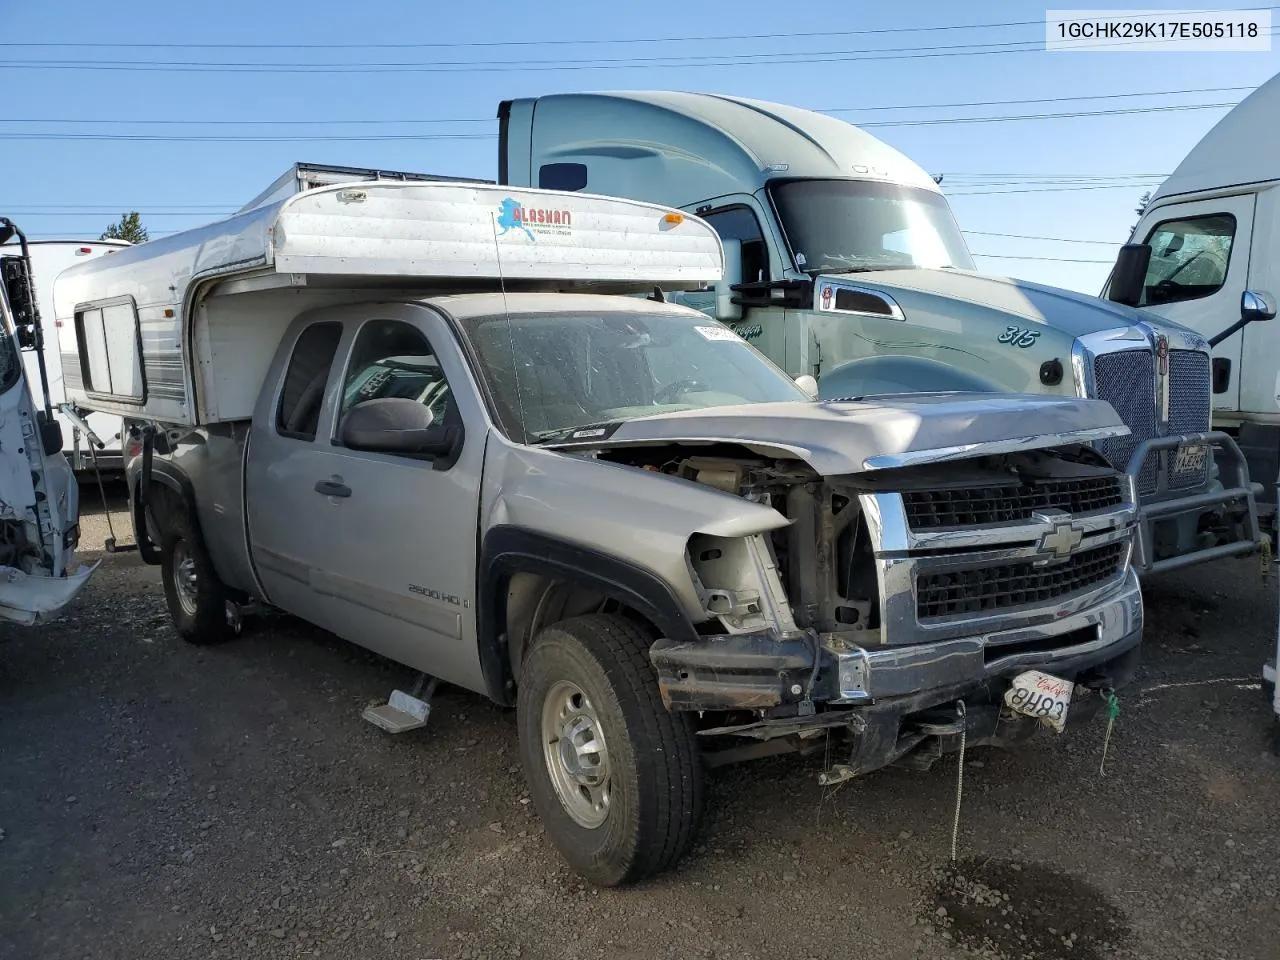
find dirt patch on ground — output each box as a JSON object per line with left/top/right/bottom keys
{"left": 931, "top": 857, "right": 1130, "bottom": 960}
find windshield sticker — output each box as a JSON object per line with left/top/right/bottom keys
{"left": 694, "top": 324, "right": 742, "bottom": 342}
{"left": 820, "top": 285, "right": 834, "bottom": 310}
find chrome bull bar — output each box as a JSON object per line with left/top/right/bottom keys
{"left": 1124, "top": 430, "right": 1263, "bottom": 575}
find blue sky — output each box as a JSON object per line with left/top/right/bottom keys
{"left": 4, "top": 1, "right": 1278, "bottom": 292}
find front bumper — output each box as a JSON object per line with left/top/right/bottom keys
{"left": 651, "top": 570, "right": 1143, "bottom": 772}
{"left": 1127, "top": 431, "right": 1263, "bottom": 574}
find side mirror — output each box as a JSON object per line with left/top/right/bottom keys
{"left": 1208, "top": 288, "right": 1277, "bottom": 348}
{"left": 1241, "top": 289, "right": 1276, "bottom": 324}
{"left": 795, "top": 374, "right": 818, "bottom": 399}
{"left": 1, "top": 256, "right": 38, "bottom": 346}
{"left": 36, "top": 412, "right": 63, "bottom": 456}
{"left": 1106, "top": 243, "right": 1152, "bottom": 307}
{"left": 339, "top": 398, "right": 459, "bottom": 458}
{"left": 713, "top": 238, "right": 743, "bottom": 323}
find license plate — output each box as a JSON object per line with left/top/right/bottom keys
{"left": 1004, "top": 670, "right": 1073, "bottom": 733}
{"left": 1172, "top": 443, "right": 1208, "bottom": 474}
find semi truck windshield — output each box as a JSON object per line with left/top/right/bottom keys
{"left": 769, "top": 179, "right": 975, "bottom": 275}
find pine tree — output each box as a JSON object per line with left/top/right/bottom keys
{"left": 100, "top": 212, "right": 149, "bottom": 244}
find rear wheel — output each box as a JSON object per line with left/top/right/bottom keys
{"left": 160, "top": 510, "right": 233, "bottom": 645}
{"left": 517, "top": 613, "right": 705, "bottom": 886}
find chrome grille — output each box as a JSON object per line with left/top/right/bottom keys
{"left": 1167, "top": 350, "right": 1211, "bottom": 490}
{"left": 916, "top": 542, "right": 1126, "bottom": 620}
{"left": 1092, "top": 350, "right": 1158, "bottom": 495}
{"left": 903, "top": 476, "right": 1124, "bottom": 529}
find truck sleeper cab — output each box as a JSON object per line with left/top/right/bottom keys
{"left": 55, "top": 181, "right": 1144, "bottom": 887}
{"left": 498, "top": 90, "right": 1262, "bottom": 577}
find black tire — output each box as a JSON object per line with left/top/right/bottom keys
{"left": 160, "top": 509, "right": 233, "bottom": 645}
{"left": 517, "top": 613, "right": 705, "bottom": 886}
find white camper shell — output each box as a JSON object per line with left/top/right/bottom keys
{"left": 54, "top": 181, "right": 724, "bottom": 428}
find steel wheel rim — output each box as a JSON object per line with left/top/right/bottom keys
{"left": 540, "top": 679, "right": 612, "bottom": 829}
{"left": 171, "top": 541, "right": 199, "bottom": 616}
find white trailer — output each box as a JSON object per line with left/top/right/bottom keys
{"left": 0, "top": 238, "right": 130, "bottom": 471}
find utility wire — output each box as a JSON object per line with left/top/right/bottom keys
{"left": 2, "top": 6, "right": 1271, "bottom": 49}
{"left": 5, "top": 28, "right": 1276, "bottom": 73}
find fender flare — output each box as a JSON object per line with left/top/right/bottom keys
{"left": 818, "top": 355, "right": 1006, "bottom": 400}
{"left": 129, "top": 458, "right": 197, "bottom": 565}
{"left": 477, "top": 526, "right": 701, "bottom": 706}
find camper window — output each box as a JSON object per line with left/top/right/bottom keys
{"left": 276, "top": 321, "right": 343, "bottom": 441}
{"left": 701, "top": 206, "right": 771, "bottom": 284}
{"left": 75, "top": 298, "right": 145, "bottom": 401}
{"left": 1139, "top": 213, "right": 1236, "bottom": 306}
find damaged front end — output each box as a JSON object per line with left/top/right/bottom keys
{"left": 601, "top": 441, "right": 1142, "bottom": 778}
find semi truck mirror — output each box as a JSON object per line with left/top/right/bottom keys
{"left": 1106, "top": 243, "right": 1152, "bottom": 307}
{"left": 1208, "top": 289, "right": 1277, "bottom": 348}
{"left": 0, "top": 256, "right": 38, "bottom": 345}
{"left": 1240, "top": 289, "right": 1277, "bottom": 324}
{"left": 714, "top": 238, "right": 743, "bottom": 322}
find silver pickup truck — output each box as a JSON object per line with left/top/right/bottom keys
{"left": 119, "top": 291, "right": 1143, "bottom": 885}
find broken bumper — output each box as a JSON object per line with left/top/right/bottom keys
{"left": 0, "top": 562, "right": 100, "bottom": 627}
{"left": 651, "top": 569, "right": 1142, "bottom": 772}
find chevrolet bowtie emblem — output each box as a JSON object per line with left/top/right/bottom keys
{"left": 1038, "top": 521, "right": 1084, "bottom": 558}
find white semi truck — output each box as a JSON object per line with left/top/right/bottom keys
{"left": 1109, "top": 69, "right": 1280, "bottom": 538}
{"left": 495, "top": 90, "right": 1267, "bottom": 576}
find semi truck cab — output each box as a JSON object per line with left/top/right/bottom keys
{"left": 498, "top": 91, "right": 1263, "bottom": 575}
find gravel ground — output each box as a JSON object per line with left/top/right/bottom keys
{"left": 1, "top": 486, "right": 1278, "bottom": 960}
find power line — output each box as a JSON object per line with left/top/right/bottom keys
{"left": 2, "top": 7, "right": 1269, "bottom": 49}
{"left": 0, "top": 101, "right": 1243, "bottom": 143}
{"left": 971, "top": 253, "right": 1115, "bottom": 264}
{"left": 5, "top": 28, "right": 1275, "bottom": 74}
{"left": 0, "top": 86, "right": 1252, "bottom": 128}
{"left": 962, "top": 230, "right": 1119, "bottom": 245}
{"left": 950, "top": 183, "right": 1164, "bottom": 196}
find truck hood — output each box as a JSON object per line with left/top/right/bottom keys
{"left": 830, "top": 267, "right": 1172, "bottom": 342}
{"left": 545, "top": 393, "right": 1128, "bottom": 475}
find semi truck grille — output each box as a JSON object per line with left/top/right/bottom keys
{"left": 903, "top": 476, "right": 1123, "bottom": 530}
{"left": 1092, "top": 350, "right": 1158, "bottom": 495}
{"left": 916, "top": 542, "right": 1126, "bottom": 620}
{"left": 1167, "top": 349, "right": 1211, "bottom": 490}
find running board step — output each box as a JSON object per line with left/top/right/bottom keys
{"left": 362, "top": 676, "right": 439, "bottom": 734}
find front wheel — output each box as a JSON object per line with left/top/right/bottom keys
{"left": 517, "top": 614, "right": 705, "bottom": 886}
{"left": 160, "top": 510, "right": 233, "bottom": 645}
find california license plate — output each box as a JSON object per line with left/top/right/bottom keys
{"left": 1004, "top": 670, "right": 1073, "bottom": 733}
{"left": 1172, "top": 443, "right": 1208, "bottom": 474}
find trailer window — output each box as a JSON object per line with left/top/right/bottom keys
{"left": 1139, "top": 213, "right": 1236, "bottom": 306}
{"left": 75, "top": 298, "right": 144, "bottom": 401}
{"left": 276, "top": 321, "right": 342, "bottom": 441}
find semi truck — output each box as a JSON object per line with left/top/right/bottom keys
{"left": 495, "top": 90, "right": 1264, "bottom": 575}
{"left": 1107, "top": 69, "right": 1280, "bottom": 536}
{"left": 55, "top": 180, "right": 1143, "bottom": 885}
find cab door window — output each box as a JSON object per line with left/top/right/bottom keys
{"left": 1139, "top": 213, "right": 1236, "bottom": 306}
{"left": 336, "top": 319, "right": 457, "bottom": 448}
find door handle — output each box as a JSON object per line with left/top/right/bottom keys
{"left": 314, "top": 479, "right": 351, "bottom": 498}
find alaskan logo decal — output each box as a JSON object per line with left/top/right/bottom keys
{"left": 496, "top": 198, "right": 573, "bottom": 241}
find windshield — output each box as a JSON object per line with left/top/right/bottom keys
{"left": 461, "top": 309, "right": 809, "bottom": 442}
{"left": 769, "top": 179, "right": 975, "bottom": 274}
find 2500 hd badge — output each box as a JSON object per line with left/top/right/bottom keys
{"left": 409, "top": 584, "right": 466, "bottom": 607}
